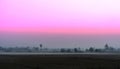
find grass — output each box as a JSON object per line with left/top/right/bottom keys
{"left": 0, "top": 54, "right": 120, "bottom": 69}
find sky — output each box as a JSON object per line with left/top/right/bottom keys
{"left": 0, "top": 0, "right": 120, "bottom": 48}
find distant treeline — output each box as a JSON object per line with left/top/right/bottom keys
{"left": 0, "top": 44, "right": 120, "bottom": 53}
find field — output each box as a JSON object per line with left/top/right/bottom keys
{"left": 0, "top": 53, "right": 120, "bottom": 69}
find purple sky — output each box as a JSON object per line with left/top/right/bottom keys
{"left": 0, "top": 0, "right": 120, "bottom": 48}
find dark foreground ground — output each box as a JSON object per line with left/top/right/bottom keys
{"left": 1, "top": 53, "right": 120, "bottom": 69}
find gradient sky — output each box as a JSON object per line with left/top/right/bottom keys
{"left": 0, "top": 0, "right": 120, "bottom": 48}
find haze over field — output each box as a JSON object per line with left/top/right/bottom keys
{"left": 0, "top": 0, "right": 120, "bottom": 48}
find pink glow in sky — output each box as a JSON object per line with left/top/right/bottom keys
{"left": 0, "top": 0, "right": 120, "bottom": 35}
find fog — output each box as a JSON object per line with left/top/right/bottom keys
{"left": 0, "top": 33, "right": 120, "bottom": 48}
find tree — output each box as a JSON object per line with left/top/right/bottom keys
{"left": 95, "top": 49, "right": 102, "bottom": 52}
{"left": 88, "top": 47, "right": 94, "bottom": 52}
{"left": 66, "top": 49, "right": 72, "bottom": 53}
{"left": 40, "top": 44, "right": 43, "bottom": 48}
{"left": 60, "top": 48, "right": 66, "bottom": 52}
{"left": 74, "top": 48, "right": 78, "bottom": 52}
{"left": 105, "top": 44, "right": 109, "bottom": 50}
{"left": 0, "top": 46, "right": 4, "bottom": 51}
{"left": 33, "top": 47, "right": 39, "bottom": 51}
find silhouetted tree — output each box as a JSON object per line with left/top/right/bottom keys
{"left": 88, "top": 47, "right": 94, "bottom": 52}
{"left": 60, "top": 48, "right": 66, "bottom": 52}
{"left": 40, "top": 44, "right": 43, "bottom": 48}
{"left": 95, "top": 49, "right": 102, "bottom": 52}
{"left": 66, "top": 49, "right": 71, "bottom": 53}
{"left": 74, "top": 48, "right": 78, "bottom": 52}
{"left": 0, "top": 46, "right": 4, "bottom": 51}
{"left": 109, "top": 47, "right": 115, "bottom": 51}
{"left": 33, "top": 47, "right": 39, "bottom": 51}
{"left": 105, "top": 43, "right": 109, "bottom": 50}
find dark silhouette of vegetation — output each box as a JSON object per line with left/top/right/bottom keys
{"left": 66, "top": 49, "right": 72, "bottom": 53}
{"left": 94, "top": 49, "right": 102, "bottom": 52}
{"left": 74, "top": 48, "right": 78, "bottom": 52}
{"left": 60, "top": 48, "right": 66, "bottom": 52}
{"left": 88, "top": 47, "right": 95, "bottom": 52}
{"left": 40, "top": 44, "right": 43, "bottom": 48}
{"left": 0, "top": 43, "right": 119, "bottom": 53}
{"left": 105, "top": 43, "right": 109, "bottom": 50}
